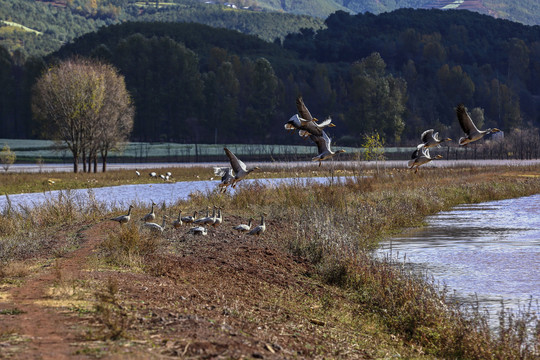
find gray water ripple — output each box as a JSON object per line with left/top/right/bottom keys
{"left": 380, "top": 193, "right": 540, "bottom": 322}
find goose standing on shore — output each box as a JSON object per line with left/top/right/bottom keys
{"left": 202, "top": 207, "right": 217, "bottom": 226}
{"left": 224, "top": 148, "right": 260, "bottom": 188}
{"left": 181, "top": 211, "right": 197, "bottom": 224}
{"left": 143, "top": 215, "right": 167, "bottom": 233}
{"left": 188, "top": 226, "right": 208, "bottom": 236}
{"left": 248, "top": 214, "right": 267, "bottom": 236}
{"left": 172, "top": 210, "right": 183, "bottom": 229}
{"left": 193, "top": 207, "right": 210, "bottom": 225}
{"left": 233, "top": 217, "right": 253, "bottom": 233}
{"left": 141, "top": 201, "right": 157, "bottom": 222}
{"left": 408, "top": 144, "right": 442, "bottom": 173}
{"left": 110, "top": 205, "right": 134, "bottom": 226}
{"left": 212, "top": 207, "right": 223, "bottom": 227}
{"left": 421, "top": 129, "right": 451, "bottom": 148}
{"left": 456, "top": 104, "right": 500, "bottom": 146}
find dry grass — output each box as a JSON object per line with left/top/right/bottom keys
{"left": 224, "top": 166, "right": 540, "bottom": 359}
{"left": 1, "top": 165, "right": 540, "bottom": 358}
{"left": 92, "top": 277, "right": 132, "bottom": 341}
{"left": 99, "top": 223, "right": 164, "bottom": 269}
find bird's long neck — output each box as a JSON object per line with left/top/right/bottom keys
{"left": 177, "top": 210, "right": 182, "bottom": 221}
{"left": 260, "top": 215, "right": 265, "bottom": 225}
{"left": 127, "top": 206, "right": 132, "bottom": 216}
{"left": 248, "top": 219, "right": 252, "bottom": 227}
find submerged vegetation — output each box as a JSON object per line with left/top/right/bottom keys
{"left": 1, "top": 165, "right": 539, "bottom": 357}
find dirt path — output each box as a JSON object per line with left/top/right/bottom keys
{"left": 0, "top": 222, "right": 108, "bottom": 359}
{"left": 0, "top": 216, "right": 413, "bottom": 358}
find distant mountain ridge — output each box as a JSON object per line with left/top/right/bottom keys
{"left": 253, "top": 0, "right": 540, "bottom": 25}
{"left": 0, "top": 0, "right": 538, "bottom": 58}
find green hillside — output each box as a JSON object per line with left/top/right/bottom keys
{"left": 2, "top": 0, "right": 540, "bottom": 59}
{"left": 0, "top": 0, "right": 323, "bottom": 57}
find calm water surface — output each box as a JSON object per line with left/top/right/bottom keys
{"left": 379, "top": 194, "right": 540, "bottom": 320}
{"left": 0, "top": 176, "right": 338, "bottom": 210}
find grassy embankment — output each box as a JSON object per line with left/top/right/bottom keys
{"left": 1, "top": 165, "right": 539, "bottom": 358}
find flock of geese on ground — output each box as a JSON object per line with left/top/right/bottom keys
{"left": 110, "top": 98, "right": 501, "bottom": 235}
{"left": 110, "top": 201, "right": 266, "bottom": 237}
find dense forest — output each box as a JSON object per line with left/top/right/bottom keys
{"left": 1, "top": 9, "right": 540, "bottom": 148}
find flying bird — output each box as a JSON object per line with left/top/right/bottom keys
{"left": 421, "top": 129, "right": 451, "bottom": 148}
{"left": 284, "top": 96, "right": 335, "bottom": 138}
{"left": 456, "top": 104, "right": 500, "bottom": 146}
{"left": 224, "top": 147, "right": 260, "bottom": 188}
{"left": 213, "top": 166, "right": 235, "bottom": 193}
{"left": 408, "top": 144, "right": 442, "bottom": 173}
{"left": 310, "top": 131, "right": 346, "bottom": 166}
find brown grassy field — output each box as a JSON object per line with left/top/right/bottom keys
{"left": 0, "top": 165, "right": 539, "bottom": 358}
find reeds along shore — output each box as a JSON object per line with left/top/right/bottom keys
{"left": 1, "top": 165, "right": 540, "bottom": 358}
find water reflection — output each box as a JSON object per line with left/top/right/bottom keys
{"left": 379, "top": 195, "right": 540, "bottom": 321}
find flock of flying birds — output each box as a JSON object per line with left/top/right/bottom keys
{"left": 111, "top": 98, "right": 501, "bottom": 235}
{"left": 408, "top": 103, "right": 501, "bottom": 172}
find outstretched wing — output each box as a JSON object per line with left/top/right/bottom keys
{"left": 224, "top": 147, "right": 246, "bottom": 173}
{"left": 309, "top": 131, "right": 331, "bottom": 155}
{"left": 421, "top": 129, "right": 434, "bottom": 144}
{"left": 214, "top": 167, "right": 234, "bottom": 181}
{"left": 296, "top": 96, "right": 314, "bottom": 122}
{"left": 411, "top": 143, "right": 424, "bottom": 159}
{"left": 456, "top": 104, "right": 480, "bottom": 135}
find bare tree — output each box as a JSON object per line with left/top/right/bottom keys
{"left": 32, "top": 57, "right": 133, "bottom": 172}
{"left": 97, "top": 65, "right": 134, "bottom": 172}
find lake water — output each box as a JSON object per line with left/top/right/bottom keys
{"left": 378, "top": 194, "right": 540, "bottom": 323}
{"left": 0, "top": 176, "right": 340, "bottom": 210}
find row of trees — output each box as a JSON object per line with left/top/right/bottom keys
{"left": 33, "top": 57, "right": 133, "bottom": 173}
{"left": 1, "top": 10, "right": 540, "bottom": 150}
